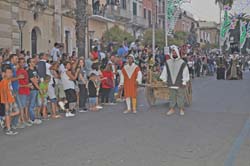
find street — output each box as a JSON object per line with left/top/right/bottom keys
{"left": 0, "top": 73, "right": 250, "bottom": 166}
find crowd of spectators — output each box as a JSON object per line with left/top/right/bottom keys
{"left": 0, "top": 37, "right": 226, "bottom": 136}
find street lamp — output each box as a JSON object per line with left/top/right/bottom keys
{"left": 88, "top": 30, "right": 95, "bottom": 52}
{"left": 16, "top": 20, "right": 27, "bottom": 51}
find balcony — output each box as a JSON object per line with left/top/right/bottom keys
{"left": 105, "top": 5, "right": 131, "bottom": 22}
{"left": 132, "top": 16, "right": 147, "bottom": 28}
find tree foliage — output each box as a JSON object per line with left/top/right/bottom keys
{"left": 102, "top": 25, "right": 134, "bottom": 46}
{"left": 215, "top": 0, "right": 234, "bottom": 7}
{"left": 169, "top": 31, "right": 188, "bottom": 46}
{"left": 142, "top": 29, "right": 188, "bottom": 48}
{"left": 142, "top": 29, "right": 165, "bottom": 48}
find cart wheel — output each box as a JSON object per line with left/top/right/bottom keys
{"left": 185, "top": 82, "right": 192, "bottom": 106}
{"left": 145, "top": 87, "right": 156, "bottom": 106}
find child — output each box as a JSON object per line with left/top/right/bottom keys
{"left": 38, "top": 75, "right": 51, "bottom": 120}
{"left": 0, "top": 65, "right": 20, "bottom": 135}
{"left": 87, "top": 73, "right": 98, "bottom": 112}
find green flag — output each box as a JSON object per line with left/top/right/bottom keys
{"left": 240, "top": 21, "right": 247, "bottom": 49}
{"left": 220, "top": 10, "right": 231, "bottom": 39}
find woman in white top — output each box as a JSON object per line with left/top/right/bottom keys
{"left": 61, "top": 61, "right": 80, "bottom": 117}
{"left": 48, "top": 62, "right": 61, "bottom": 119}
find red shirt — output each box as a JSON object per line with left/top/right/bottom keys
{"left": 92, "top": 51, "right": 98, "bottom": 60}
{"left": 17, "top": 68, "right": 30, "bottom": 95}
{"left": 101, "top": 71, "right": 114, "bottom": 89}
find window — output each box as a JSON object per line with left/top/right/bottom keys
{"left": 148, "top": 10, "right": 151, "bottom": 26}
{"left": 133, "top": 2, "right": 137, "bottom": 16}
{"left": 144, "top": 8, "right": 146, "bottom": 19}
{"left": 162, "top": 1, "right": 165, "bottom": 13}
{"left": 65, "top": 31, "right": 70, "bottom": 54}
{"left": 121, "top": 0, "right": 126, "bottom": 9}
{"left": 31, "top": 29, "right": 37, "bottom": 55}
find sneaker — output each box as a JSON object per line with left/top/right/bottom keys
{"left": 123, "top": 110, "right": 131, "bottom": 114}
{"left": 5, "top": 129, "right": 18, "bottom": 136}
{"left": 96, "top": 105, "right": 103, "bottom": 109}
{"left": 41, "top": 118, "right": 50, "bottom": 121}
{"left": 11, "top": 125, "right": 17, "bottom": 130}
{"left": 180, "top": 110, "right": 185, "bottom": 116}
{"left": 33, "top": 119, "right": 42, "bottom": 125}
{"left": 28, "top": 120, "right": 34, "bottom": 125}
{"left": 132, "top": 110, "right": 137, "bottom": 114}
{"left": 58, "top": 101, "right": 66, "bottom": 111}
{"left": 109, "top": 103, "right": 117, "bottom": 105}
{"left": 16, "top": 123, "right": 26, "bottom": 129}
{"left": 65, "top": 112, "right": 75, "bottom": 117}
{"left": 166, "top": 110, "right": 175, "bottom": 116}
{"left": 24, "top": 122, "right": 32, "bottom": 127}
{"left": 78, "top": 109, "right": 88, "bottom": 113}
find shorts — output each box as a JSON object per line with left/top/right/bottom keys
{"left": 49, "top": 98, "right": 57, "bottom": 103}
{"left": 5, "top": 103, "right": 18, "bottom": 116}
{"left": 13, "top": 91, "right": 22, "bottom": 110}
{"left": 18, "top": 94, "right": 30, "bottom": 109}
{"left": 38, "top": 97, "right": 48, "bottom": 107}
{"left": 89, "top": 97, "right": 97, "bottom": 105}
{"left": 55, "top": 83, "right": 66, "bottom": 99}
{"left": 48, "top": 84, "right": 57, "bottom": 100}
{"left": 64, "top": 89, "right": 77, "bottom": 103}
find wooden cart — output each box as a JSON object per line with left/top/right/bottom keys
{"left": 143, "top": 70, "right": 192, "bottom": 107}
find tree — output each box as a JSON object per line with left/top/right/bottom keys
{"left": 75, "top": 0, "right": 88, "bottom": 57}
{"left": 215, "top": 0, "right": 234, "bottom": 7}
{"left": 142, "top": 29, "right": 188, "bottom": 48}
{"left": 142, "top": 29, "right": 165, "bottom": 48}
{"left": 102, "top": 25, "right": 134, "bottom": 50}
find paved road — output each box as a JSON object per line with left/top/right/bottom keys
{"left": 0, "top": 73, "right": 250, "bottom": 166}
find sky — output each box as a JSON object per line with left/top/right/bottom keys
{"left": 181, "top": 0, "right": 250, "bottom": 23}
{"left": 181, "top": 0, "right": 220, "bottom": 23}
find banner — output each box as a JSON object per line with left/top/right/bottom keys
{"left": 247, "top": 22, "right": 250, "bottom": 38}
{"left": 240, "top": 21, "right": 247, "bottom": 49}
{"left": 220, "top": 10, "right": 231, "bottom": 39}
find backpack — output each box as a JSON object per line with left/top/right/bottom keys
{"left": 37, "top": 61, "right": 46, "bottom": 79}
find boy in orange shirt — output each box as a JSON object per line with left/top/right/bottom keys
{"left": 0, "top": 65, "right": 20, "bottom": 135}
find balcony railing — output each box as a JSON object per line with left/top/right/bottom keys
{"left": 132, "top": 16, "right": 147, "bottom": 27}
{"left": 105, "top": 5, "right": 131, "bottom": 21}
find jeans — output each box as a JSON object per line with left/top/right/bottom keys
{"left": 12, "top": 90, "right": 21, "bottom": 126}
{"left": 79, "top": 84, "right": 88, "bottom": 109}
{"left": 109, "top": 87, "right": 115, "bottom": 103}
{"left": 29, "top": 90, "right": 38, "bottom": 121}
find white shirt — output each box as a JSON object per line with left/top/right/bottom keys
{"left": 160, "top": 64, "right": 190, "bottom": 89}
{"left": 50, "top": 47, "right": 60, "bottom": 62}
{"left": 61, "top": 70, "right": 75, "bottom": 90}
{"left": 119, "top": 63, "right": 142, "bottom": 86}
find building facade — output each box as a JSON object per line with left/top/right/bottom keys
{"left": 175, "top": 10, "right": 198, "bottom": 33}
{"left": 0, "top": 0, "right": 77, "bottom": 54}
{"left": 197, "top": 21, "right": 220, "bottom": 47}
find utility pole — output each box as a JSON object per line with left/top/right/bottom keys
{"left": 165, "top": 0, "right": 168, "bottom": 47}
{"left": 152, "top": 0, "right": 156, "bottom": 58}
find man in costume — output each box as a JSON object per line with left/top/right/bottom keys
{"left": 216, "top": 55, "right": 226, "bottom": 80}
{"left": 160, "top": 45, "right": 190, "bottom": 116}
{"left": 119, "top": 54, "right": 142, "bottom": 114}
{"left": 226, "top": 51, "right": 242, "bottom": 80}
